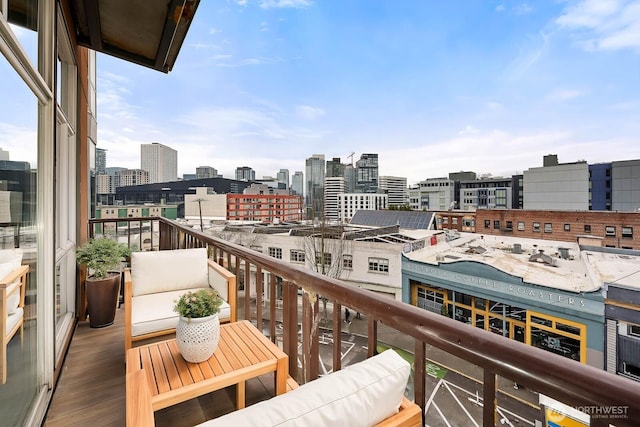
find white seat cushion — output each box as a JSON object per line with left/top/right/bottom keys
{"left": 196, "top": 349, "right": 411, "bottom": 427}
{"left": 131, "top": 248, "right": 209, "bottom": 297}
{"left": 5, "top": 307, "right": 23, "bottom": 336}
{"left": 131, "top": 288, "right": 230, "bottom": 337}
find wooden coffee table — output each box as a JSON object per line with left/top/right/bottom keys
{"left": 126, "top": 320, "right": 288, "bottom": 412}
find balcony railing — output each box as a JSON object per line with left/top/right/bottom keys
{"left": 89, "top": 216, "right": 640, "bottom": 426}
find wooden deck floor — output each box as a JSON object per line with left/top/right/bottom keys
{"left": 43, "top": 306, "right": 275, "bottom": 427}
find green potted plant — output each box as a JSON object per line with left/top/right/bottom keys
{"left": 76, "top": 238, "right": 131, "bottom": 328}
{"left": 173, "top": 289, "right": 223, "bottom": 362}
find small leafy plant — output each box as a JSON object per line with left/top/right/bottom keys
{"left": 76, "top": 238, "right": 131, "bottom": 279}
{"left": 174, "top": 289, "right": 223, "bottom": 319}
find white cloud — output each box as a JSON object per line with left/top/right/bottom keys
{"left": 506, "top": 30, "right": 550, "bottom": 79}
{"left": 209, "top": 28, "right": 221, "bottom": 35}
{"left": 296, "top": 105, "right": 325, "bottom": 120}
{"left": 496, "top": 4, "right": 506, "bottom": 13}
{"left": 260, "top": 21, "right": 270, "bottom": 32}
{"left": 260, "top": 0, "right": 313, "bottom": 9}
{"left": 556, "top": 0, "right": 640, "bottom": 51}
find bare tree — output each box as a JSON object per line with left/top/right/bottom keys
{"left": 301, "top": 220, "right": 352, "bottom": 321}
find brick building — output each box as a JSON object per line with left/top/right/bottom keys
{"left": 475, "top": 209, "right": 640, "bottom": 250}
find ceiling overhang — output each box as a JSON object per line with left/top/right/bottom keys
{"left": 68, "top": 0, "right": 200, "bottom": 73}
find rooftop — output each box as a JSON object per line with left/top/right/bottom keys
{"left": 404, "top": 232, "right": 609, "bottom": 293}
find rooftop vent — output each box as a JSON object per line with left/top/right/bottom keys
{"left": 529, "top": 249, "right": 556, "bottom": 266}
{"left": 513, "top": 243, "right": 522, "bottom": 254}
{"left": 558, "top": 247, "right": 573, "bottom": 260}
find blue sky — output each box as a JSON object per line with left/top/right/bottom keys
{"left": 3, "top": 1, "right": 640, "bottom": 185}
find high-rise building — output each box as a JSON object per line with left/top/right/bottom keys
{"left": 324, "top": 177, "right": 346, "bottom": 221}
{"left": 235, "top": 166, "right": 255, "bottom": 181}
{"left": 292, "top": 171, "right": 304, "bottom": 196}
{"left": 95, "top": 148, "right": 107, "bottom": 175}
{"left": 276, "top": 169, "right": 290, "bottom": 189}
{"left": 379, "top": 176, "right": 407, "bottom": 207}
{"left": 305, "top": 154, "right": 325, "bottom": 216}
{"left": 196, "top": 166, "right": 218, "bottom": 179}
{"left": 326, "top": 157, "right": 345, "bottom": 178}
{"left": 356, "top": 153, "right": 378, "bottom": 193}
{"left": 140, "top": 142, "right": 177, "bottom": 183}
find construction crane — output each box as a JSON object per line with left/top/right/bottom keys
{"left": 347, "top": 151, "right": 355, "bottom": 166}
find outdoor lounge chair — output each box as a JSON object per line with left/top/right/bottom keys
{"left": 124, "top": 247, "right": 236, "bottom": 350}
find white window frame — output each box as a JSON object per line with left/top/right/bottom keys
{"left": 368, "top": 257, "right": 389, "bottom": 273}
{"left": 268, "top": 247, "right": 282, "bottom": 259}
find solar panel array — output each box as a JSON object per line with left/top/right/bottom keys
{"left": 350, "top": 210, "right": 434, "bottom": 230}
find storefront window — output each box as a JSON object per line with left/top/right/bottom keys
{"left": 531, "top": 328, "right": 580, "bottom": 361}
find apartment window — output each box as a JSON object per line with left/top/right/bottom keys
{"left": 622, "top": 227, "right": 633, "bottom": 238}
{"left": 452, "top": 218, "right": 458, "bottom": 225}
{"left": 290, "top": 249, "right": 305, "bottom": 263}
{"left": 629, "top": 324, "right": 640, "bottom": 338}
{"left": 493, "top": 220, "right": 500, "bottom": 230}
{"left": 484, "top": 220, "right": 490, "bottom": 229}
{"left": 342, "top": 254, "right": 353, "bottom": 269}
{"left": 268, "top": 247, "right": 282, "bottom": 259}
{"left": 564, "top": 224, "right": 571, "bottom": 232}
{"left": 505, "top": 221, "right": 513, "bottom": 231}
{"left": 517, "top": 221, "right": 525, "bottom": 231}
{"left": 368, "top": 257, "right": 389, "bottom": 273}
{"left": 605, "top": 226, "right": 616, "bottom": 237}
{"left": 533, "top": 222, "right": 541, "bottom": 232}
{"left": 584, "top": 225, "right": 591, "bottom": 233}
{"left": 544, "top": 223, "right": 552, "bottom": 233}
{"left": 315, "top": 253, "right": 332, "bottom": 267}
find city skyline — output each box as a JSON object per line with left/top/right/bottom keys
{"left": 2, "top": 1, "right": 640, "bottom": 185}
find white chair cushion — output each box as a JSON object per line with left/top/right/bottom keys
{"left": 196, "top": 349, "right": 410, "bottom": 427}
{"left": 6, "top": 292, "right": 20, "bottom": 315}
{"left": 131, "top": 289, "right": 230, "bottom": 337}
{"left": 0, "top": 249, "right": 23, "bottom": 268}
{"left": 6, "top": 307, "right": 23, "bottom": 336}
{"left": 0, "top": 262, "right": 15, "bottom": 282}
{"left": 131, "top": 248, "right": 209, "bottom": 297}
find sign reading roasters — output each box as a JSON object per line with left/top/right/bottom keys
{"left": 404, "top": 261, "right": 602, "bottom": 317}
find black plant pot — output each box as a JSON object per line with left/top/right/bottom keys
{"left": 86, "top": 272, "right": 121, "bottom": 328}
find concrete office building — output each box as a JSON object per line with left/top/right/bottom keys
{"left": 141, "top": 142, "right": 178, "bottom": 184}
{"left": 459, "top": 176, "right": 514, "bottom": 211}
{"left": 235, "top": 166, "right": 255, "bottom": 182}
{"left": 324, "top": 177, "right": 346, "bottom": 222}
{"left": 523, "top": 155, "right": 589, "bottom": 211}
{"left": 117, "top": 169, "right": 149, "bottom": 187}
{"left": 196, "top": 166, "right": 218, "bottom": 179}
{"left": 611, "top": 159, "right": 640, "bottom": 212}
{"left": 409, "top": 178, "right": 455, "bottom": 211}
{"left": 338, "top": 193, "right": 388, "bottom": 222}
{"left": 379, "top": 176, "right": 407, "bottom": 207}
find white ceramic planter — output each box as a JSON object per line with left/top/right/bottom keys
{"left": 176, "top": 314, "right": 220, "bottom": 363}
